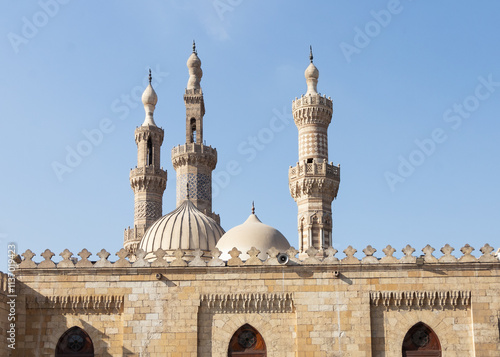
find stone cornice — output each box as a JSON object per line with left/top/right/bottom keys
{"left": 370, "top": 290, "right": 471, "bottom": 310}
{"left": 26, "top": 294, "right": 124, "bottom": 314}
{"left": 200, "top": 293, "right": 294, "bottom": 314}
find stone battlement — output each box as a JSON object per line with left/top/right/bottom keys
{"left": 16, "top": 243, "right": 499, "bottom": 270}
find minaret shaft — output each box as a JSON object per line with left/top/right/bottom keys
{"left": 124, "top": 75, "right": 167, "bottom": 254}
{"left": 289, "top": 53, "right": 340, "bottom": 254}
{"left": 172, "top": 45, "right": 219, "bottom": 224}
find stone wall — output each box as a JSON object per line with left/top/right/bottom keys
{"left": 11, "top": 243, "right": 500, "bottom": 356}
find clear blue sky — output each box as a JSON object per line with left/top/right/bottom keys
{"left": 1, "top": 0, "right": 499, "bottom": 267}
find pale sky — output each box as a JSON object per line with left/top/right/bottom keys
{"left": 1, "top": 0, "right": 499, "bottom": 268}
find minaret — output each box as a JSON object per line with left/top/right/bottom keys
{"left": 172, "top": 42, "right": 219, "bottom": 223}
{"left": 288, "top": 47, "right": 340, "bottom": 254}
{"left": 124, "top": 70, "right": 168, "bottom": 253}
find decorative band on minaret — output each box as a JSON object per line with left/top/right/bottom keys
{"left": 124, "top": 70, "right": 168, "bottom": 253}
{"left": 288, "top": 47, "right": 340, "bottom": 254}
{"left": 172, "top": 42, "right": 219, "bottom": 223}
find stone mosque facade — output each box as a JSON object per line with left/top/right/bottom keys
{"left": 1, "top": 45, "right": 499, "bottom": 356}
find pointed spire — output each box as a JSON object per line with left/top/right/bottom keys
{"left": 309, "top": 45, "right": 313, "bottom": 63}
{"left": 251, "top": 201, "right": 255, "bottom": 215}
{"left": 186, "top": 182, "right": 190, "bottom": 200}
{"left": 193, "top": 40, "right": 197, "bottom": 54}
{"left": 141, "top": 69, "right": 158, "bottom": 126}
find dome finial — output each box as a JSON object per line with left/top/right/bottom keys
{"left": 141, "top": 69, "right": 158, "bottom": 126}
{"left": 187, "top": 41, "right": 203, "bottom": 90}
{"left": 309, "top": 45, "right": 313, "bottom": 63}
{"left": 251, "top": 201, "right": 255, "bottom": 215}
{"left": 186, "top": 182, "right": 190, "bottom": 200}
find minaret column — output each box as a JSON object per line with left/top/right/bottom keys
{"left": 124, "top": 71, "right": 167, "bottom": 253}
{"left": 172, "top": 42, "right": 219, "bottom": 223}
{"left": 289, "top": 48, "right": 340, "bottom": 254}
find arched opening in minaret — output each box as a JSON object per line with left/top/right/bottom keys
{"left": 55, "top": 326, "right": 94, "bottom": 356}
{"left": 190, "top": 118, "right": 197, "bottom": 143}
{"left": 402, "top": 322, "right": 441, "bottom": 356}
{"left": 228, "top": 324, "right": 266, "bottom": 356}
{"left": 147, "top": 138, "right": 153, "bottom": 166}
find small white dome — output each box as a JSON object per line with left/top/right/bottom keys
{"left": 142, "top": 84, "right": 158, "bottom": 107}
{"left": 139, "top": 200, "right": 225, "bottom": 260}
{"left": 216, "top": 213, "right": 290, "bottom": 260}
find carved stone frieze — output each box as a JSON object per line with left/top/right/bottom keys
{"left": 26, "top": 295, "right": 124, "bottom": 314}
{"left": 200, "top": 293, "right": 294, "bottom": 314}
{"left": 370, "top": 290, "right": 471, "bottom": 310}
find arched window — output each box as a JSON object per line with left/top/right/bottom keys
{"left": 55, "top": 326, "right": 94, "bottom": 357}
{"left": 402, "top": 322, "right": 441, "bottom": 356}
{"left": 147, "top": 138, "right": 153, "bottom": 166}
{"left": 190, "top": 118, "right": 197, "bottom": 143}
{"left": 228, "top": 324, "right": 266, "bottom": 356}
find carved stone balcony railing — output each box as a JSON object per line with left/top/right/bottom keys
{"left": 289, "top": 161, "right": 340, "bottom": 181}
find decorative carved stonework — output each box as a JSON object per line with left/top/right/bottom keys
{"left": 200, "top": 293, "right": 294, "bottom": 314}
{"left": 26, "top": 295, "right": 124, "bottom": 314}
{"left": 370, "top": 290, "right": 471, "bottom": 310}
{"left": 135, "top": 201, "right": 162, "bottom": 220}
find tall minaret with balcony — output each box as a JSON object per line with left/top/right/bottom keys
{"left": 288, "top": 48, "right": 340, "bottom": 254}
{"left": 172, "top": 42, "right": 219, "bottom": 223}
{"left": 124, "top": 70, "right": 168, "bottom": 253}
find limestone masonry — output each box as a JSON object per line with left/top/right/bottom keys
{"left": 2, "top": 44, "right": 499, "bottom": 356}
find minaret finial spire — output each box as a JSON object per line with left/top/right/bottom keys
{"left": 251, "top": 201, "right": 255, "bottom": 215}
{"left": 193, "top": 40, "right": 197, "bottom": 54}
{"left": 148, "top": 68, "right": 152, "bottom": 84}
{"left": 309, "top": 45, "right": 313, "bottom": 63}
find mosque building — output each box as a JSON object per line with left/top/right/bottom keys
{"left": 1, "top": 44, "right": 499, "bottom": 356}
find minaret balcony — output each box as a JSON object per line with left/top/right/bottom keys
{"left": 171, "top": 143, "right": 217, "bottom": 170}
{"left": 292, "top": 93, "right": 333, "bottom": 111}
{"left": 130, "top": 165, "right": 168, "bottom": 180}
{"left": 289, "top": 160, "right": 340, "bottom": 181}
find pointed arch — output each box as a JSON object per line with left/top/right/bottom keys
{"left": 55, "top": 326, "right": 94, "bottom": 357}
{"left": 402, "top": 322, "right": 441, "bottom": 356}
{"left": 146, "top": 137, "right": 153, "bottom": 165}
{"left": 228, "top": 324, "right": 266, "bottom": 356}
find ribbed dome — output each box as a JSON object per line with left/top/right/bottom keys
{"left": 139, "top": 200, "right": 225, "bottom": 260}
{"left": 216, "top": 213, "right": 290, "bottom": 261}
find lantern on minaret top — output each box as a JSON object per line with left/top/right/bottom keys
{"left": 288, "top": 47, "right": 340, "bottom": 255}
{"left": 171, "top": 42, "right": 220, "bottom": 224}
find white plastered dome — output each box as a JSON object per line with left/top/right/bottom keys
{"left": 216, "top": 213, "right": 290, "bottom": 261}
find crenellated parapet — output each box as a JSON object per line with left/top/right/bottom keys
{"left": 171, "top": 144, "right": 217, "bottom": 171}
{"left": 292, "top": 93, "right": 333, "bottom": 127}
{"left": 16, "top": 243, "right": 499, "bottom": 270}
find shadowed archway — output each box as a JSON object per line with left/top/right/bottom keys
{"left": 228, "top": 324, "right": 267, "bottom": 356}
{"left": 55, "top": 326, "right": 94, "bottom": 357}
{"left": 402, "top": 322, "right": 441, "bottom": 356}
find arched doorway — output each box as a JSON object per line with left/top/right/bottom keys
{"left": 402, "top": 322, "right": 441, "bottom": 356}
{"left": 228, "top": 324, "right": 266, "bottom": 356}
{"left": 55, "top": 326, "right": 94, "bottom": 357}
